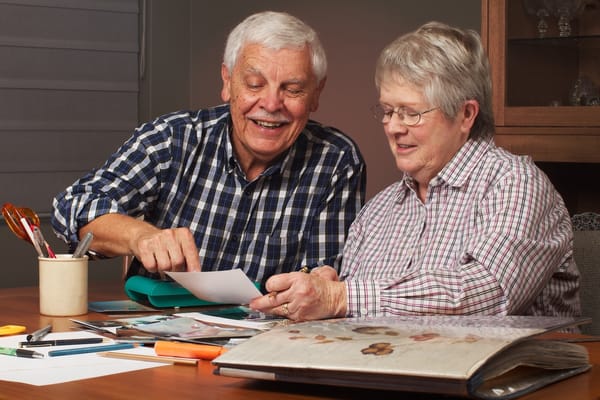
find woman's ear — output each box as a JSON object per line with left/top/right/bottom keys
{"left": 461, "top": 99, "right": 479, "bottom": 131}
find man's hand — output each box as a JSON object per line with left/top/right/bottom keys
{"left": 80, "top": 213, "right": 201, "bottom": 274}
{"left": 249, "top": 266, "right": 347, "bottom": 321}
{"left": 133, "top": 227, "right": 201, "bottom": 274}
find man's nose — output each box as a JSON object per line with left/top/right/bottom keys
{"left": 261, "top": 88, "right": 284, "bottom": 111}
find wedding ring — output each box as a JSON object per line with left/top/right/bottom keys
{"left": 281, "top": 303, "right": 290, "bottom": 315}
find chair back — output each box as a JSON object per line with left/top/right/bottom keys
{"left": 572, "top": 212, "right": 600, "bottom": 335}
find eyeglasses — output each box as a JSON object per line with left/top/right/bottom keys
{"left": 371, "top": 104, "right": 438, "bottom": 126}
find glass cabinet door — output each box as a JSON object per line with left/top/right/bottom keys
{"left": 483, "top": 0, "right": 600, "bottom": 162}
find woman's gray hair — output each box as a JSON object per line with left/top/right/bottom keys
{"left": 375, "top": 21, "right": 494, "bottom": 139}
{"left": 223, "top": 11, "right": 327, "bottom": 84}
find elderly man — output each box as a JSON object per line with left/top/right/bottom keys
{"left": 52, "top": 11, "right": 366, "bottom": 287}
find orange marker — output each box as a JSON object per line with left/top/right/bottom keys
{"left": 154, "top": 341, "right": 227, "bottom": 361}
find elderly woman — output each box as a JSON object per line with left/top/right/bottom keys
{"left": 250, "top": 21, "right": 580, "bottom": 321}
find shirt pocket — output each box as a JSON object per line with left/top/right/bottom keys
{"left": 246, "top": 232, "right": 303, "bottom": 279}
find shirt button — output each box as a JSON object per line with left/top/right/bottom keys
{"left": 231, "top": 235, "right": 238, "bottom": 242}
{"left": 360, "top": 308, "right": 368, "bottom": 316}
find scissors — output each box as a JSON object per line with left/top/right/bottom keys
{"left": 1, "top": 203, "right": 55, "bottom": 257}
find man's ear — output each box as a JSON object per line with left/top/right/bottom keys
{"left": 310, "top": 77, "right": 327, "bottom": 112}
{"left": 220, "top": 63, "right": 231, "bottom": 102}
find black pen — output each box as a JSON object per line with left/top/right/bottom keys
{"left": 0, "top": 346, "right": 43, "bottom": 359}
{"left": 26, "top": 324, "right": 52, "bottom": 342}
{"left": 19, "top": 337, "right": 105, "bottom": 348}
{"left": 70, "top": 319, "right": 115, "bottom": 335}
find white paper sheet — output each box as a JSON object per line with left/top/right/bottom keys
{"left": 0, "top": 331, "right": 164, "bottom": 386}
{"left": 166, "top": 269, "right": 262, "bottom": 304}
{"left": 175, "top": 311, "right": 278, "bottom": 330}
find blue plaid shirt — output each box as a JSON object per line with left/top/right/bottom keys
{"left": 52, "top": 104, "right": 366, "bottom": 287}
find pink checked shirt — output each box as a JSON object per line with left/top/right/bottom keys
{"left": 341, "top": 139, "right": 580, "bottom": 318}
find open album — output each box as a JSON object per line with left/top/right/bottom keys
{"left": 212, "top": 315, "right": 590, "bottom": 399}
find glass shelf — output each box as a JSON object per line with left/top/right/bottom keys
{"left": 506, "top": 33, "right": 598, "bottom": 107}
{"left": 508, "top": 34, "right": 600, "bottom": 46}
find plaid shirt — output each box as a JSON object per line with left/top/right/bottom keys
{"left": 341, "top": 138, "right": 580, "bottom": 318}
{"left": 52, "top": 104, "right": 366, "bottom": 287}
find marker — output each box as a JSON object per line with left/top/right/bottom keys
{"left": 154, "top": 341, "right": 227, "bottom": 361}
{"left": 48, "top": 343, "right": 135, "bottom": 357}
{"left": 0, "top": 346, "right": 43, "bottom": 359}
{"left": 20, "top": 337, "right": 105, "bottom": 348}
{"left": 73, "top": 232, "right": 94, "bottom": 258}
{"left": 27, "top": 324, "right": 52, "bottom": 342}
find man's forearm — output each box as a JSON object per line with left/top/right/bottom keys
{"left": 79, "top": 213, "right": 158, "bottom": 257}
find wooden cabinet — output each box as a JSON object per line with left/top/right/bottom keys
{"left": 481, "top": 0, "right": 600, "bottom": 162}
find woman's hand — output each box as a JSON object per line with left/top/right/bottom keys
{"left": 249, "top": 266, "right": 347, "bottom": 321}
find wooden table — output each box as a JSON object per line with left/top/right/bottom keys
{"left": 1, "top": 282, "right": 599, "bottom": 399}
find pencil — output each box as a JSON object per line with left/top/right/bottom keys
{"left": 100, "top": 351, "right": 198, "bottom": 365}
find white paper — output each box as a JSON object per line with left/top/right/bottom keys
{"left": 175, "top": 311, "right": 278, "bottom": 330}
{"left": 0, "top": 331, "right": 164, "bottom": 386}
{"left": 166, "top": 269, "right": 262, "bottom": 304}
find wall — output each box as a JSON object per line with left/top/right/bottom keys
{"left": 0, "top": 1, "right": 139, "bottom": 214}
{"left": 0, "top": 0, "right": 137, "bottom": 288}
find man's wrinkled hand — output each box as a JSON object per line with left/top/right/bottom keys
{"left": 134, "top": 227, "right": 201, "bottom": 274}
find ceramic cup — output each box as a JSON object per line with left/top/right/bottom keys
{"left": 38, "top": 254, "right": 88, "bottom": 316}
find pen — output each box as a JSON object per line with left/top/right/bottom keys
{"left": 70, "top": 319, "right": 115, "bottom": 335}
{"left": 73, "top": 232, "right": 94, "bottom": 258}
{"left": 20, "top": 217, "right": 44, "bottom": 257}
{"left": 0, "top": 346, "right": 43, "bottom": 359}
{"left": 48, "top": 342, "right": 135, "bottom": 357}
{"left": 33, "top": 226, "right": 56, "bottom": 258}
{"left": 20, "top": 337, "right": 105, "bottom": 348}
{"left": 26, "top": 324, "right": 52, "bottom": 342}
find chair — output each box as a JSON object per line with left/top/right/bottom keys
{"left": 123, "top": 254, "right": 133, "bottom": 279}
{"left": 572, "top": 212, "right": 600, "bottom": 335}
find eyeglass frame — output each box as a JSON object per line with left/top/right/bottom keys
{"left": 371, "top": 104, "right": 439, "bottom": 126}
